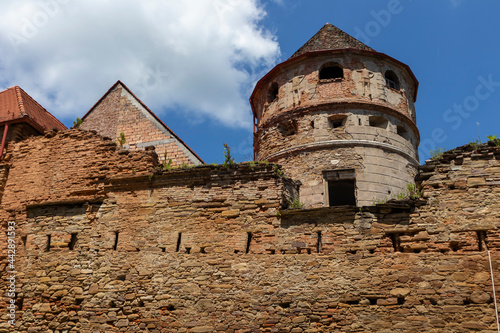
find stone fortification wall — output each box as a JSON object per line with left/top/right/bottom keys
{"left": 1, "top": 132, "right": 500, "bottom": 332}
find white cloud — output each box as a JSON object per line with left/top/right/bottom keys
{"left": 0, "top": 0, "right": 280, "bottom": 128}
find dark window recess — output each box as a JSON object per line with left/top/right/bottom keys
{"left": 68, "top": 233, "right": 78, "bottom": 250}
{"left": 397, "top": 125, "right": 411, "bottom": 140}
{"left": 268, "top": 82, "right": 279, "bottom": 102}
{"left": 46, "top": 235, "right": 51, "bottom": 252}
{"left": 279, "top": 120, "right": 297, "bottom": 136}
{"left": 113, "top": 232, "right": 119, "bottom": 251}
{"left": 176, "top": 233, "right": 182, "bottom": 252}
{"left": 369, "top": 116, "right": 388, "bottom": 129}
{"left": 328, "top": 179, "right": 356, "bottom": 206}
{"left": 245, "top": 232, "right": 253, "bottom": 254}
{"left": 21, "top": 236, "right": 27, "bottom": 248}
{"left": 329, "top": 115, "right": 347, "bottom": 129}
{"left": 385, "top": 70, "right": 400, "bottom": 90}
{"left": 320, "top": 65, "right": 344, "bottom": 80}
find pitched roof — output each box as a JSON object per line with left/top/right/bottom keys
{"left": 0, "top": 86, "right": 67, "bottom": 131}
{"left": 290, "top": 23, "right": 374, "bottom": 59}
{"left": 82, "top": 80, "right": 204, "bottom": 164}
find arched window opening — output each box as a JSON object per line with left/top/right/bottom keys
{"left": 385, "top": 70, "right": 400, "bottom": 90}
{"left": 268, "top": 82, "right": 279, "bottom": 102}
{"left": 319, "top": 64, "right": 344, "bottom": 80}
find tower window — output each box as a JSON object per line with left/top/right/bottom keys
{"left": 268, "top": 82, "right": 279, "bottom": 102}
{"left": 279, "top": 120, "right": 297, "bottom": 136}
{"left": 319, "top": 64, "right": 344, "bottom": 80}
{"left": 385, "top": 70, "right": 400, "bottom": 90}
{"left": 369, "top": 116, "right": 388, "bottom": 129}
{"left": 328, "top": 115, "right": 347, "bottom": 129}
{"left": 324, "top": 169, "right": 356, "bottom": 207}
{"left": 397, "top": 125, "right": 410, "bottom": 140}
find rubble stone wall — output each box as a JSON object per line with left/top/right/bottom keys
{"left": 1, "top": 132, "right": 500, "bottom": 332}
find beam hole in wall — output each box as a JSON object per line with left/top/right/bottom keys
{"left": 176, "top": 233, "right": 182, "bottom": 252}
{"left": 268, "top": 82, "right": 279, "bottom": 102}
{"left": 113, "top": 232, "right": 119, "bottom": 251}
{"left": 385, "top": 70, "right": 400, "bottom": 90}
{"left": 319, "top": 63, "right": 344, "bottom": 80}
{"left": 345, "top": 300, "right": 360, "bottom": 305}
{"left": 368, "top": 298, "right": 378, "bottom": 305}
{"left": 397, "top": 297, "right": 405, "bottom": 305}
{"left": 477, "top": 231, "right": 488, "bottom": 251}
{"left": 369, "top": 116, "right": 388, "bottom": 129}
{"left": 316, "top": 231, "right": 322, "bottom": 253}
{"left": 278, "top": 301, "right": 291, "bottom": 308}
{"left": 68, "top": 233, "right": 78, "bottom": 250}
{"left": 246, "top": 232, "right": 253, "bottom": 254}
{"left": 185, "top": 247, "right": 191, "bottom": 254}
{"left": 449, "top": 241, "right": 461, "bottom": 252}
{"left": 430, "top": 299, "right": 438, "bottom": 306}
{"left": 389, "top": 233, "right": 402, "bottom": 252}
{"left": 16, "top": 297, "right": 23, "bottom": 311}
{"left": 46, "top": 235, "right": 51, "bottom": 252}
{"left": 200, "top": 247, "right": 206, "bottom": 254}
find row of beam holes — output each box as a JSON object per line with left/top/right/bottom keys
{"left": 345, "top": 297, "right": 406, "bottom": 306}
{"left": 388, "top": 231, "right": 489, "bottom": 253}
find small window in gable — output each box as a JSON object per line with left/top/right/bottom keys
{"left": 385, "top": 70, "right": 400, "bottom": 90}
{"left": 319, "top": 64, "right": 344, "bottom": 80}
{"left": 369, "top": 116, "right": 388, "bottom": 129}
{"left": 268, "top": 82, "right": 279, "bottom": 102}
{"left": 329, "top": 115, "right": 347, "bottom": 129}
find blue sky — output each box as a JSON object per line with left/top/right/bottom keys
{"left": 1, "top": 1, "right": 499, "bottom": 163}
{"left": 154, "top": 0, "right": 500, "bottom": 163}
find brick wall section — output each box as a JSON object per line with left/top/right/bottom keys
{"left": 80, "top": 83, "right": 202, "bottom": 167}
{"left": 0, "top": 129, "right": 156, "bottom": 211}
{"left": 1, "top": 134, "right": 500, "bottom": 332}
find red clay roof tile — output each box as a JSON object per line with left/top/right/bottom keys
{"left": 0, "top": 86, "right": 67, "bottom": 131}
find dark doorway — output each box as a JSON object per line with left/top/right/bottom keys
{"left": 328, "top": 179, "right": 356, "bottom": 206}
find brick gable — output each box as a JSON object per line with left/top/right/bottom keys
{"left": 80, "top": 81, "right": 203, "bottom": 167}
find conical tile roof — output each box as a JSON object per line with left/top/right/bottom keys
{"left": 290, "top": 23, "right": 374, "bottom": 59}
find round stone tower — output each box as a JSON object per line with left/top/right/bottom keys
{"left": 250, "top": 23, "right": 420, "bottom": 208}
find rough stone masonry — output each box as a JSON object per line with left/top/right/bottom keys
{"left": 0, "top": 129, "right": 500, "bottom": 332}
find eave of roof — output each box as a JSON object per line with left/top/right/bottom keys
{"left": 0, "top": 86, "right": 67, "bottom": 131}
